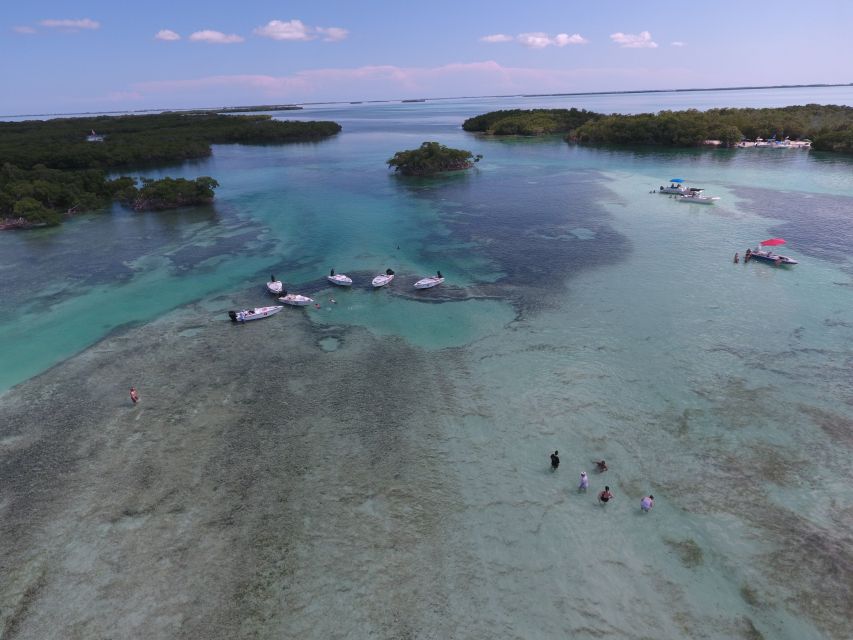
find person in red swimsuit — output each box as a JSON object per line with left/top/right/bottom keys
{"left": 598, "top": 486, "right": 614, "bottom": 504}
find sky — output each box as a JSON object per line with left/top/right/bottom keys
{"left": 2, "top": 0, "right": 851, "bottom": 114}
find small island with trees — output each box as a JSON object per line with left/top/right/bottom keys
{"left": 387, "top": 141, "right": 482, "bottom": 176}
{"left": 462, "top": 105, "right": 853, "bottom": 153}
{"left": 0, "top": 112, "right": 341, "bottom": 229}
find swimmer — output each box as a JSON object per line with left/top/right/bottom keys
{"left": 598, "top": 486, "right": 614, "bottom": 504}
{"left": 641, "top": 495, "right": 654, "bottom": 512}
{"left": 129, "top": 387, "right": 139, "bottom": 405}
{"left": 733, "top": 252, "right": 739, "bottom": 264}
{"left": 578, "top": 471, "right": 589, "bottom": 491}
{"left": 330, "top": 298, "right": 336, "bottom": 304}
{"left": 550, "top": 450, "right": 560, "bottom": 471}
{"left": 314, "top": 303, "right": 321, "bottom": 309}
{"left": 595, "top": 460, "right": 608, "bottom": 473}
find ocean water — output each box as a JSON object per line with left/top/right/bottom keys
{"left": 1, "top": 86, "right": 852, "bottom": 638}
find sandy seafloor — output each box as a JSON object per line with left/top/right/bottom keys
{"left": 2, "top": 89, "right": 853, "bottom": 640}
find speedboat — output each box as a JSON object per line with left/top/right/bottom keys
{"left": 266, "top": 274, "right": 283, "bottom": 295}
{"left": 747, "top": 250, "right": 798, "bottom": 265}
{"left": 414, "top": 271, "right": 444, "bottom": 289}
{"left": 677, "top": 188, "right": 719, "bottom": 204}
{"left": 372, "top": 268, "right": 395, "bottom": 288}
{"left": 745, "top": 238, "right": 798, "bottom": 265}
{"left": 327, "top": 268, "right": 353, "bottom": 287}
{"left": 228, "top": 306, "right": 283, "bottom": 322}
{"left": 658, "top": 179, "right": 688, "bottom": 195}
{"left": 278, "top": 292, "right": 314, "bottom": 306}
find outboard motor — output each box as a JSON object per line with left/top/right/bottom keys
{"left": 228, "top": 310, "right": 238, "bottom": 322}
{"left": 330, "top": 268, "right": 335, "bottom": 276}
{"left": 386, "top": 268, "right": 395, "bottom": 275}
{"left": 270, "top": 274, "right": 276, "bottom": 282}
{"left": 437, "top": 270, "right": 442, "bottom": 278}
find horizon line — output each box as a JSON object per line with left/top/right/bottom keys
{"left": 3, "top": 81, "right": 852, "bottom": 119}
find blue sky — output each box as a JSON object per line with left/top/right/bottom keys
{"left": 3, "top": 0, "right": 851, "bottom": 114}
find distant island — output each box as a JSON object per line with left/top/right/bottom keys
{"left": 0, "top": 112, "right": 341, "bottom": 229}
{"left": 387, "top": 141, "right": 481, "bottom": 176}
{"left": 462, "top": 108, "right": 602, "bottom": 136}
{"left": 463, "top": 105, "right": 853, "bottom": 153}
{"left": 217, "top": 105, "right": 302, "bottom": 113}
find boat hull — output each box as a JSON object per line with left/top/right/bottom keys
{"left": 278, "top": 294, "right": 314, "bottom": 306}
{"left": 266, "top": 281, "right": 283, "bottom": 295}
{"left": 229, "top": 306, "right": 283, "bottom": 322}
{"left": 414, "top": 277, "right": 444, "bottom": 289}
{"left": 327, "top": 275, "right": 353, "bottom": 286}
{"left": 748, "top": 251, "right": 798, "bottom": 265}
{"left": 372, "top": 274, "right": 394, "bottom": 287}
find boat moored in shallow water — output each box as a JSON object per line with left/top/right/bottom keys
{"left": 229, "top": 306, "right": 283, "bottom": 322}
{"left": 327, "top": 269, "right": 353, "bottom": 287}
{"left": 658, "top": 178, "right": 688, "bottom": 194}
{"left": 372, "top": 268, "right": 395, "bottom": 288}
{"left": 745, "top": 238, "right": 798, "bottom": 265}
{"left": 677, "top": 188, "right": 720, "bottom": 204}
{"left": 266, "top": 275, "right": 283, "bottom": 295}
{"left": 414, "top": 271, "right": 444, "bottom": 289}
{"left": 278, "top": 292, "right": 314, "bottom": 306}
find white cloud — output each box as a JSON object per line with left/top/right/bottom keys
{"left": 480, "top": 33, "right": 514, "bottom": 43}
{"left": 13, "top": 26, "right": 37, "bottom": 34}
{"left": 671, "top": 41, "right": 686, "bottom": 47}
{"left": 610, "top": 31, "right": 658, "bottom": 48}
{"left": 316, "top": 26, "right": 348, "bottom": 42}
{"left": 189, "top": 30, "right": 244, "bottom": 44}
{"left": 517, "top": 32, "right": 553, "bottom": 49}
{"left": 254, "top": 19, "right": 311, "bottom": 41}
{"left": 155, "top": 29, "right": 181, "bottom": 41}
{"left": 483, "top": 32, "right": 588, "bottom": 48}
{"left": 553, "top": 33, "right": 588, "bottom": 46}
{"left": 40, "top": 18, "right": 100, "bottom": 30}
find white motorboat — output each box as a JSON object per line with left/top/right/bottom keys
{"left": 228, "top": 306, "right": 283, "bottom": 322}
{"left": 677, "top": 188, "right": 720, "bottom": 204}
{"left": 414, "top": 271, "right": 444, "bottom": 289}
{"left": 372, "top": 268, "right": 395, "bottom": 288}
{"left": 327, "top": 269, "right": 353, "bottom": 287}
{"left": 658, "top": 179, "right": 688, "bottom": 195}
{"left": 266, "top": 274, "right": 283, "bottom": 295}
{"left": 278, "top": 292, "right": 314, "bottom": 306}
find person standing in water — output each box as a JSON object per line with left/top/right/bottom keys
{"left": 598, "top": 486, "right": 614, "bottom": 505}
{"left": 641, "top": 495, "right": 654, "bottom": 512}
{"left": 578, "top": 471, "right": 589, "bottom": 491}
{"left": 130, "top": 387, "right": 139, "bottom": 405}
{"left": 550, "top": 450, "right": 560, "bottom": 471}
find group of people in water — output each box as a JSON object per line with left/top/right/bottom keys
{"left": 550, "top": 451, "right": 654, "bottom": 511}
{"left": 734, "top": 248, "right": 754, "bottom": 263}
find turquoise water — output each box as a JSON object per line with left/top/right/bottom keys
{"left": 2, "top": 86, "right": 853, "bottom": 637}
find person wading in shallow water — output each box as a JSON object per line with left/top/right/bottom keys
{"left": 550, "top": 450, "right": 560, "bottom": 471}
{"left": 598, "top": 486, "right": 614, "bottom": 505}
{"left": 130, "top": 387, "right": 139, "bottom": 405}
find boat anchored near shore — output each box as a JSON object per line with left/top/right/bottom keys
{"left": 372, "top": 268, "right": 395, "bottom": 288}
{"left": 327, "top": 268, "right": 353, "bottom": 287}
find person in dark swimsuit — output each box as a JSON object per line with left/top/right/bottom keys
{"left": 595, "top": 460, "right": 608, "bottom": 473}
{"left": 550, "top": 450, "right": 560, "bottom": 471}
{"left": 598, "top": 486, "right": 613, "bottom": 504}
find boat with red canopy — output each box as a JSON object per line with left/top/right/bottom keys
{"left": 746, "top": 238, "right": 798, "bottom": 265}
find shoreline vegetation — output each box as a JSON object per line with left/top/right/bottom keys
{"left": 387, "top": 141, "right": 482, "bottom": 176}
{"left": 0, "top": 112, "right": 340, "bottom": 229}
{"left": 462, "top": 104, "right": 853, "bottom": 153}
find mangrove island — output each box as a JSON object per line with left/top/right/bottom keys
{"left": 387, "top": 141, "right": 482, "bottom": 176}
{"left": 462, "top": 105, "right": 853, "bottom": 153}
{"left": 0, "top": 112, "right": 341, "bottom": 229}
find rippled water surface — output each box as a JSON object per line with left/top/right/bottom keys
{"left": 1, "top": 87, "right": 852, "bottom": 639}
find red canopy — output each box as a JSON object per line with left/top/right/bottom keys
{"left": 760, "top": 238, "right": 786, "bottom": 246}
